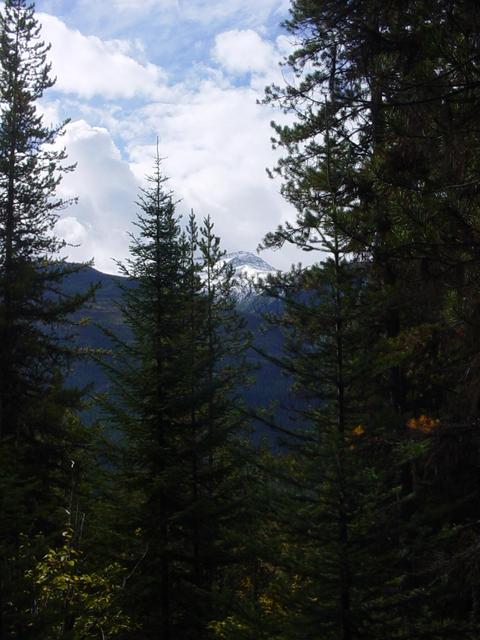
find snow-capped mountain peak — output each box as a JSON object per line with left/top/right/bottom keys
{"left": 224, "top": 251, "right": 275, "bottom": 273}
{"left": 222, "top": 251, "right": 277, "bottom": 300}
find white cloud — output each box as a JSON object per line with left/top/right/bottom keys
{"left": 39, "top": 8, "right": 308, "bottom": 272}
{"left": 126, "top": 78, "right": 300, "bottom": 269}
{"left": 51, "top": 84, "right": 301, "bottom": 274}
{"left": 213, "top": 29, "right": 276, "bottom": 75}
{"left": 39, "top": 13, "right": 167, "bottom": 100}
{"left": 55, "top": 121, "right": 138, "bottom": 273}
{"left": 56, "top": 216, "right": 89, "bottom": 245}
{"left": 211, "top": 30, "right": 295, "bottom": 94}
{"left": 37, "top": 98, "right": 62, "bottom": 127}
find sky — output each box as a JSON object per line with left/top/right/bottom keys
{"left": 30, "top": 0, "right": 308, "bottom": 274}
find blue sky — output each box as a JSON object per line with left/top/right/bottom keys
{"left": 31, "top": 0, "right": 303, "bottom": 273}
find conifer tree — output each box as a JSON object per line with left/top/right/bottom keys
{"left": 100, "top": 150, "right": 186, "bottom": 640}
{"left": 264, "top": 0, "right": 480, "bottom": 425}
{"left": 0, "top": 1, "right": 93, "bottom": 636}
{"left": 102, "top": 151, "right": 251, "bottom": 639}
{"left": 260, "top": 0, "right": 480, "bottom": 634}
{"left": 226, "top": 85, "right": 408, "bottom": 639}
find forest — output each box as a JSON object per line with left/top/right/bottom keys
{"left": 1, "top": 0, "right": 480, "bottom": 638}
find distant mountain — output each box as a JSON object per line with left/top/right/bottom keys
{"left": 224, "top": 250, "right": 276, "bottom": 274}
{"left": 64, "top": 260, "right": 293, "bottom": 441}
{"left": 221, "top": 251, "right": 277, "bottom": 300}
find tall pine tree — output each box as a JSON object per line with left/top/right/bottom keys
{"left": 0, "top": 1, "right": 94, "bottom": 637}
{"left": 101, "top": 149, "right": 251, "bottom": 639}
{"left": 260, "top": 0, "right": 480, "bottom": 634}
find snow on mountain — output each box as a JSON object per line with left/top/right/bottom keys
{"left": 224, "top": 251, "right": 275, "bottom": 273}
{"left": 222, "top": 251, "right": 277, "bottom": 300}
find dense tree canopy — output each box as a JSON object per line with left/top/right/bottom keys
{"left": 0, "top": 1, "right": 94, "bottom": 637}
{"left": 1, "top": 1, "right": 480, "bottom": 638}
{"left": 100, "top": 150, "right": 252, "bottom": 639}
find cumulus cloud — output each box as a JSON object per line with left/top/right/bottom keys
{"left": 55, "top": 121, "right": 138, "bottom": 273}
{"left": 213, "top": 29, "right": 277, "bottom": 75}
{"left": 52, "top": 90, "right": 300, "bottom": 273}
{"left": 56, "top": 216, "right": 89, "bottom": 246}
{"left": 40, "top": 7, "right": 308, "bottom": 272}
{"left": 39, "top": 13, "right": 167, "bottom": 100}
{"left": 211, "top": 30, "right": 295, "bottom": 95}
{"left": 126, "top": 77, "right": 300, "bottom": 269}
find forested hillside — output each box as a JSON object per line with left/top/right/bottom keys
{"left": 64, "top": 260, "right": 291, "bottom": 435}
{"left": 1, "top": 0, "right": 480, "bottom": 638}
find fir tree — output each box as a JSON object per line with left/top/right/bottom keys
{"left": 0, "top": 2, "right": 94, "bottom": 636}
{"left": 101, "top": 150, "right": 251, "bottom": 639}
{"left": 260, "top": 0, "right": 480, "bottom": 634}
{"left": 100, "top": 149, "right": 186, "bottom": 640}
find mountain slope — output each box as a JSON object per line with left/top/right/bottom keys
{"left": 65, "top": 260, "right": 291, "bottom": 439}
{"left": 221, "top": 251, "right": 277, "bottom": 300}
